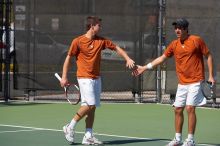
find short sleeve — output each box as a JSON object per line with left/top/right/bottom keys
{"left": 163, "top": 40, "right": 177, "bottom": 57}
{"left": 68, "top": 38, "right": 79, "bottom": 56}
{"left": 103, "top": 39, "right": 116, "bottom": 50}
{"left": 197, "top": 37, "right": 210, "bottom": 56}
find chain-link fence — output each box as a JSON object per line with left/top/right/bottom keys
{"left": 4, "top": 0, "right": 160, "bottom": 102}
{"left": 1, "top": 0, "right": 219, "bottom": 105}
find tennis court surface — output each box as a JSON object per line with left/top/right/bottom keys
{"left": 0, "top": 102, "right": 220, "bottom": 146}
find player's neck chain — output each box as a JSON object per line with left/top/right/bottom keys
{"left": 89, "top": 42, "right": 94, "bottom": 48}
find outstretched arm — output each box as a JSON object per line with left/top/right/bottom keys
{"left": 132, "top": 54, "right": 167, "bottom": 76}
{"left": 115, "top": 46, "right": 135, "bottom": 69}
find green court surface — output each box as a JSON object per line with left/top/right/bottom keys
{"left": 0, "top": 102, "right": 220, "bottom": 146}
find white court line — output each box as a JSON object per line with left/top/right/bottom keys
{"left": 0, "top": 129, "right": 38, "bottom": 133}
{"left": 0, "top": 124, "right": 150, "bottom": 140}
{"left": 0, "top": 124, "right": 160, "bottom": 141}
{"left": 0, "top": 124, "right": 217, "bottom": 146}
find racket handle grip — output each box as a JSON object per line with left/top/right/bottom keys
{"left": 55, "top": 73, "right": 62, "bottom": 81}
{"left": 207, "top": 81, "right": 214, "bottom": 89}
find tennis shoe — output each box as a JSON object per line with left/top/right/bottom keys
{"left": 82, "top": 135, "right": 103, "bottom": 145}
{"left": 63, "top": 124, "right": 75, "bottom": 144}
{"left": 166, "top": 138, "right": 183, "bottom": 146}
{"left": 182, "top": 139, "right": 195, "bottom": 146}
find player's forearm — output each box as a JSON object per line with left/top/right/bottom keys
{"left": 62, "top": 55, "right": 71, "bottom": 79}
{"left": 144, "top": 54, "right": 167, "bottom": 69}
{"left": 207, "top": 53, "right": 214, "bottom": 78}
{"left": 115, "top": 46, "right": 131, "bottom": 61}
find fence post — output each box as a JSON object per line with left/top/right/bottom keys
{"left": 156, "top": 0, "right": 166, "bottom": 103}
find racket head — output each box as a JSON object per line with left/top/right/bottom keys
{"left": 201, "top": 80, "right": 213, "bottom": 100}
{"left": 65, "top": 84, "right": 80, "bottom": 105}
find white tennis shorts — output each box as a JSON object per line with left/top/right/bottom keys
{"left": 77, "top": 77, "right": 101, "bottom": 107}
{"left": 173, "top": 81, "right": 207, "bottom": 107}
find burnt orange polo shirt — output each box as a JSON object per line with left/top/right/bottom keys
{"left": 164, "top": 35, "right": 210, "bottom": 84}
{"left": 68, "top": 35, "right": 116, "bottom": 79}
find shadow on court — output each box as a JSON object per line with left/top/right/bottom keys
{"left": 104, "top": 138, "right": 170, "bottom": 145}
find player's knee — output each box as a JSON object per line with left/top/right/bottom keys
{"left": 88, "top": 105, "right": 96, "bottom": 111}
{"left": 174, "top": 107, "right": 184, "bottom": 115}
{"left": 186, "top": 105, "right": 195, "bottom": 113}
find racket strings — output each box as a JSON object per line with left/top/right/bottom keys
{"left": 66, "top": 85, "right": 80, "bottom": 103}
{"left": 201, "top": 82, "right": 213, "bottom": 99}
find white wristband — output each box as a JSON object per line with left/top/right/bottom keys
{"left": 146, "top": 63, "right": 153, "bottom": 69}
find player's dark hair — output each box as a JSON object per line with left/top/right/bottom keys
{"left": 86, "top": 16, "right": 102, "bottom": 31}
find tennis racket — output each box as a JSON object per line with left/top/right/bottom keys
{"left": 54, "top": 73, "right": 80, "bottom": 105}
{"left": 201, "top": 80, "right": 214, "bottom": 100}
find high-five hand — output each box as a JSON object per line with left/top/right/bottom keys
{"left": 126, "top": 58, "right": 135, "bottom": 69}
{"left": 132, "top": 65, "right": 147, "bottom": 76}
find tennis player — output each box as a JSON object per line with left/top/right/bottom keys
{"left": 59, "top": 16, "right": 135, "bottom": 145}
{"left": 132, "top": 18, "right": 215, "bottom": 146}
